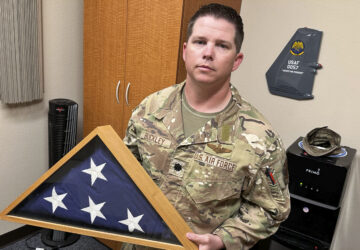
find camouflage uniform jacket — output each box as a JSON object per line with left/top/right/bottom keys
{"left": 123, "top": 82, "right": 290, "bottom": 250}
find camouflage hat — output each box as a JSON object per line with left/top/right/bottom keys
{"left": 302, "top": 126, "right": 341, "bottom": 157}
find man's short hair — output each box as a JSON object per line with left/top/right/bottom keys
{"left": 186, "top": 3, "right": 244, "bottom": 53}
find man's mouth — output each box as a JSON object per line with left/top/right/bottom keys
{"left": 197, "top": 65, "right": 215, "bottom": 71}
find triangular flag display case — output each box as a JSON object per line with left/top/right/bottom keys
{"left": 1, "top": 125, "right": 196, "bottom": 249}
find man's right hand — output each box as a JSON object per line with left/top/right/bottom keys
{"left": 186, "top": 232, "right": 225, "bottom": 250}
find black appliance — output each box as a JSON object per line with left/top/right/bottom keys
{"left": 46, "top": 98, "right": 79, "bottom": 247}
{"left": 287, "top": 137, "right": 355, "bottom": 207}
{"left": 48, "top": 98, "right": 78, "bottom": 167}
{"left": 271, "top": 137, "right": 356, "bottom": 250}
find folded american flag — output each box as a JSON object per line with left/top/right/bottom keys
{"left": 10, "top": 136, "right": 179, "bottom": 244}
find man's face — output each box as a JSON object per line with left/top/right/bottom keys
{"left": 183, "top": 15, "right": 243, "bottom": 87}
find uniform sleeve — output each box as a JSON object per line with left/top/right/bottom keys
{"left": 213, "top": 137, "right": 291, "bottom": 250}
{"left": 123, "top": 112, "right": 142, "bottom": 163}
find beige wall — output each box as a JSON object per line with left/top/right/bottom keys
{"left": 0, "top": 0, "right": 83, "bottom": 234}
{"left": 234, "top": 0, "right": 360, "bottom": 150}
{"left": 233, "top": 0, "right": 360, "bottom": 249}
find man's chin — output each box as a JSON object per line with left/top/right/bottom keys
{"left": 192, "top": 76, "right": 217, "bottom": 84}
{"left": 186, "top": 73, "right": 228, "bottom": 86}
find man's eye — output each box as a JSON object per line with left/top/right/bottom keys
{"left": 195, "top": 40, "right": 206, "bottom": 45}
{"left": 218, "top": 44, "right": 228, "bottom": 49}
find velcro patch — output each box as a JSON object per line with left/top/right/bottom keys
{"left": 204, "top": 143, "right": 233, "bottom": 159}
{"left": 194, "top": 152, "right": 236, "bottom": 172}
{"left": 140, "top": 131, "right": 171, "bottom": 148}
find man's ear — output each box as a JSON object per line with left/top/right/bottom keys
{"left": 232, "top": 52, "right": 244, "bottom": 72}
{"left": 182, "top": 42, "right": 187, "bottom": 62}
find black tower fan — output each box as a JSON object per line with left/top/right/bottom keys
{"left": 45, "top": 98, "right": 80, "bottom": 247}
{"left": 48, "top": 98, "right": 78, "bottom": 167}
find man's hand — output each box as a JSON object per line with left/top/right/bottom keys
{"left": 186, "top": 232, "right": 225, "bottom": 250}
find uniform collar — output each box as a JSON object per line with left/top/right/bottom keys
{"left": 152, "top": 81, "right": 243, "bottom": 145}
{"left": 153, "top": 81, "right": 185, "bottom": 120}
{"left": 154, "top": 81, "right": 242, "bottom": 118}
{"left": 153, "top": 82, "right": 185, "bottom": 144}
{"left": 229, "top": 83, "right": 243, "bottom": 106}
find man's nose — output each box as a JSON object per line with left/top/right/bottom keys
{"left": 202, "top": 44, "right": 214, "bottom": 60}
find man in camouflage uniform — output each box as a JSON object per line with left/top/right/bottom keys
{"left": 124, "top": 3, "right": 290, "bottom": 250}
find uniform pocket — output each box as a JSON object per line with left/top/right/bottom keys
{"left": 263, "top": 167, "right": 285, "bottom": 204}
{"left": 185, "top": 181, "right": 242, "bottom": 223}
{"left": 185, "top": 181, "right": 241, "bottom": 204}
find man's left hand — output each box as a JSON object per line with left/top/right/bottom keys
{"left": 186, "top": 232, "right": 225, "bottom": 250}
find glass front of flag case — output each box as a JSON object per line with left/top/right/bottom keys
{"left": 10, "top": 136, "right": 179, "bottom": 245}
{"left": 1, "top": 126, "right": 196, "bottom": 249}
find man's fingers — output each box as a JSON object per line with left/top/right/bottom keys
{"left": 186, "top": 232, "right": 225, "bottom": 250}
{"left": 186, "top": 232, "right": 198, "bottom": 241}
{"left": 186, "top": 232, "right": 210, "bottom": 245}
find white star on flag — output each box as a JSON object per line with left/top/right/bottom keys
{"left": 82, "top": 158, "right": 107, "bottom": 186}
{"left": 81, "top": 196, "right": 106, "bottom": 223}
{"left": 119, "top": 208, "right": 144, "bottom": 233}
{"left": 43, "top": 187, "right": 68, "bottom": 213}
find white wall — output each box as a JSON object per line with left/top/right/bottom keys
{"left": 233, "top": 0, "right": 360, "bottom": 249}
{"left": 0, "top": 0, "right": 83, "bottom": 234}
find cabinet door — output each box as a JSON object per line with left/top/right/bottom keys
{"left": 122, "top": 0, "right": 184, "bottom": 126}
{"left": 83, "top": 0, "right": 127, "bottom": 137}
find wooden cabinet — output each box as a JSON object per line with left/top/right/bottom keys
{"left": 84, "top": 0, "right": 183, "bottom": 138}
{"left": 84, "top": 0, "right": 242, "bottom": 138}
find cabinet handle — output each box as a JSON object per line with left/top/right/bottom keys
{"left": 125, "top": 82, "right": 131, "bottom": 106}
{"left": 115, "top": 80, "right": 121, "bottom": 104}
